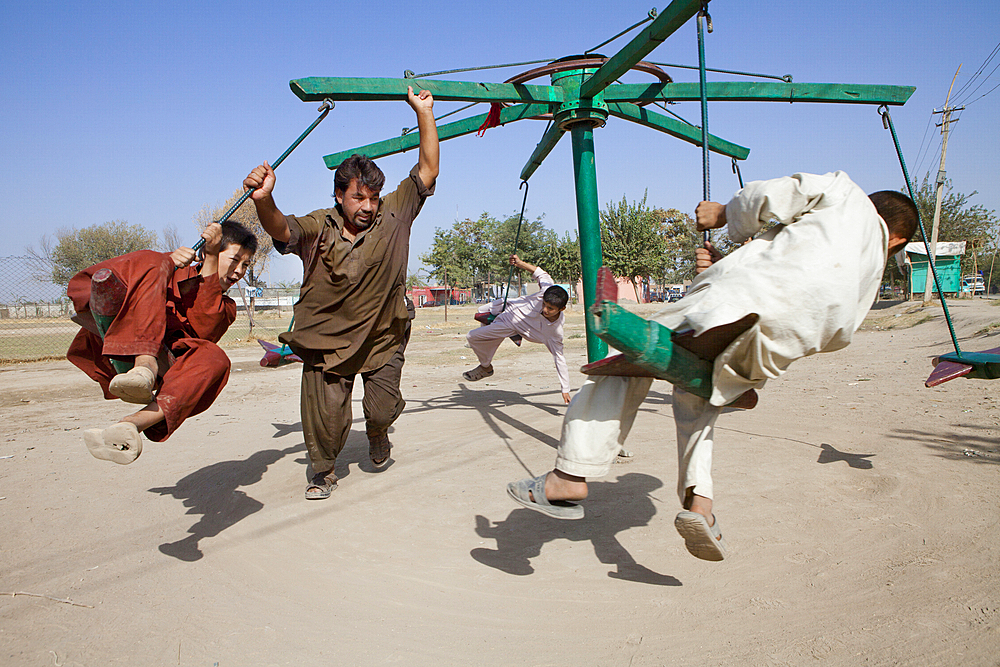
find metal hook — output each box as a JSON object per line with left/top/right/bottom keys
{"left": 698, "top": 1, "right": 713, "bottom": 32}
{"left": 403, "top": 70, "right": 415, "bottom": 79}
{"left": 519, "top": 179, "right": 529, "bottom": 192}
{"left": 318, "top": 98, "right": 335, "bottom": 113}
{"left": 878, "top": 104, "right": 890, "bottom": 129}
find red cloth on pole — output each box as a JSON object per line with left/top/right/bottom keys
{"left": 477, "top": 103, "right": 503, "bottom": 137}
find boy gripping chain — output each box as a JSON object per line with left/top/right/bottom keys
{"left": 506, "top": 172, "right": 918, "bottom": 561}
{"left": 67, "top": 222, "right": 257, "bottom": 464}
{"left": 464, "top": 255, "right": 572, "bottom": 404}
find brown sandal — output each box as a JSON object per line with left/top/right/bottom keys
{"left": 368, "top": 433, "right": 392, "bottom": 470}
{"left": 305, "top": 471, "right": 337, "bottom": 500}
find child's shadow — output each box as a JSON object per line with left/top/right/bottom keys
{"left": 149, "top": 443, "right": 302, "bottom": 562}
{"left": 472, "top": 473, "right": 681, "bottom": 586}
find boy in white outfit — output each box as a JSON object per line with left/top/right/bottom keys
{"left": 464, "top": 255, "right": 572, "bottom": 404}
{"left": 506, "top": 172, "right": 919, "bottom": 561}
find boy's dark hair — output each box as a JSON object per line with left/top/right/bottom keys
{"left": 543, "top": 285, "right": 569, "bottom": 310}
{"left": 219, "top": 220, "right": 258, "bottom": 256}
{"left": 869, "top": 191, "right": 919, "bottom": 243}
{"left": 334, "top": 154, "right": 386, "bottom": 196}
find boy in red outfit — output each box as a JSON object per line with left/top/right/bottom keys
{"left": 67, "top": 221, "right": 257, "bottom": 464}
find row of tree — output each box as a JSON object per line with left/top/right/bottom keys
{"left": 419, "top": 194, "right": 709, "bottom": 298}
{"left": 28, "top": 189, "right": 274, "bottom": 288}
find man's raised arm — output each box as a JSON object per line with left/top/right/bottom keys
{"left": 407, "top": 86, "right": 439, "bottom": 189}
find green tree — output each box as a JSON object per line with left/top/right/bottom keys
{"left": 544, "top": 231, "right": 582, "bottom": 287}
{"left": 600, "top": 192, "right": 667, "bottom": 297}
{"left": 160, "top": 224, "right": 184, "bottom": 253}
{"left": 194, "top": 190, "right": 274, "bottom": 287}
{"left": 912, "top": 175, "right": 1000, "bottom": 280}
{"left": 420, "top": 211, "right": 553, "bottom": 297}
{"left": 28, "top": 220, "right": 159, "bottom": 286}
{"left": 656, "top": 207, "right": 701, "bottom": 284}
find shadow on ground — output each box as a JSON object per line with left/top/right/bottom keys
{"left": 471, "top": 472, "right": 681, "bottom": 586}
{"left": 149, "top": 443, "right": 303, "bottom": 561}
{"left": 891, "top": 424, "right": 1000, "bottom": 465}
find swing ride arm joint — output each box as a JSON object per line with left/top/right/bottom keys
{"left": 591, "top": 299, "right": 714, "bottom": 399}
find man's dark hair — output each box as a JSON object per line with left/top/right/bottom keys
{"left": 219, "top": 220, "right": 258, "bottom": 256}
{"left": 334, "top": 154, "right": 386, "bottom": 195}
{"left": 543, "top": 285, "right": 569, "bottom": 310}
{"left": 869, "top": 191, "right": 919, "bottom": 243}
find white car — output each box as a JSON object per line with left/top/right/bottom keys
{"left": 961, "top": 275, "right": 986, "bottom": 295}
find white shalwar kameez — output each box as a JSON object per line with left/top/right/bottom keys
{"left": 556, "top": 172, "right": 891, "bottom": 503}
{"left": 467, "top": 267, "right": 570, "bottom": 394}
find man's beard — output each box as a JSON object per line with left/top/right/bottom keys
{"left": 350, "top": 216, "right": 373, "bottom": 231}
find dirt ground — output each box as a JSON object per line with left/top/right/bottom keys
{"left": 2, "top": 298, "right": 999, "bottom": 666}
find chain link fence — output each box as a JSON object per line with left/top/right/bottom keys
{"left": 0, "top": 256, "right": 297, "bottom": 363}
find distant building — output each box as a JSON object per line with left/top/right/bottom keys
{"left": 897, "top": 241, "right": 965, "bottom": 297}
{"left": 407, "top": 286, "right": 472, "bottom": 307}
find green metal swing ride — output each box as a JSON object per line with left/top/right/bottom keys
{"left": 277, "top": 0, "right": 921, "bottom": 389}
{"left": 236, "top": 0, "right": 997, "bottom": 390}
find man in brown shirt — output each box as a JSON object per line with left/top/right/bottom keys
{"left": 244, "top": 86, "right": 439, "bottom": 499}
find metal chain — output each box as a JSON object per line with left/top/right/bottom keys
{"left": 697, "top": 1, "right": 712, "bottom": 243}
{"left": 501, "top": 180, "right": 531, "bottom": 312}
{"left": 585, "top": 8, "right": 658, "bottom": 55}
{"left": 193, "top": 98, "right": 335, "bottom": 253}
{"left": 879, "top": 104, "right": 963, "bottom": 356}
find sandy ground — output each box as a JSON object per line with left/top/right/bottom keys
{"left": 2, "top": 298, "right": 1000, "bottom": 666}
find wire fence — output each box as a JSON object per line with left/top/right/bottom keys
{"left": 0, "top": 256, "right": 297, "bottom": 363}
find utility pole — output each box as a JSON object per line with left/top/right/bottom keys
{"left": 923, "top": 64, "right": 964, "bottom": 305}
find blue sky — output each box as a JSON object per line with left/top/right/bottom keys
{"left": 3, "top": 0, "right": 998, "bottom": 285}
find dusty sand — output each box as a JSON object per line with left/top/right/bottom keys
{"left": 2, "top": 298, "right": 999, "bottom": 666}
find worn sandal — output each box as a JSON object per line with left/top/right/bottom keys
{"left": 109, "top": 366, "right": 156, "bottom": 405}
{"left": 305, "top": 471, "right": 338, "bottom": 500}
{"left": 83, "top": 422, "right": 143, "bottom": 465}
{"left": 506, "top": 473, "right": 584, "bottom": 520}
{"left": 674, "top": 511, "right": 728, "bottom": 561}
{"left": 369, "top": 432, "right": 392, "bottom": 470}
{"left": 462, "top": 365, "right": 494, "bottom": 382}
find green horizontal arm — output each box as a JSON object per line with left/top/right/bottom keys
{"left": 322, "top": 103, "right": 552, "bottom": 168}
{"left": 603, "top": 81, "right": 916, "bottom": 105}
{"left": 292, "top": 77, "right": 564, "bottom": 104}
{"left": 608, "top": 102, "right": 749, "bottom": 160}
{"left": 520, "top": 122, "right": 565, "bottom": 181}
{"left": 581, "top": 0, "right": 701, "bottom": 98}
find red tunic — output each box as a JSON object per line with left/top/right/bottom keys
{"left": 67, "top": 250, "right": 237, "bottom": 441}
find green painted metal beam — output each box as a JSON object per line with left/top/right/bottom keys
{"left": 292, "top": 77, "right": 564, "bottom": 104}
{"left": 592, "top": 300, "right": 713, "bottom": 399}
{"left": 580, "top": 0, "right": 702, "bottom": 98}
{"left": 519, "top": 123, "right": 565, "bottom": 181}
{"left": 608, "top": 102, "right": 749, "bottom": 160}
{"left": 570, "top": 125, "right": 608, "bottom": 362}
{"left": 323, "top": 103, "right": 552, "bottom": 168}
{"left": 603, "top": 81, "right": 916, "bottom": 105}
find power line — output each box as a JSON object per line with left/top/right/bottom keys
{"left": 952, "top": 40, "right": 999, "bottom": 98}
{"left": 911, "top": 112, "right": 936, "bottom": 176}
{"left": 955, "top": 58, "right": 1000, "bottom": 106}
{"left": 964, "top": 79, "right": 1000, "bottom": 106}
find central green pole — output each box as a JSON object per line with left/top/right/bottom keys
{"left": 571, "top": 124, "right": 608, "bottom": 362}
